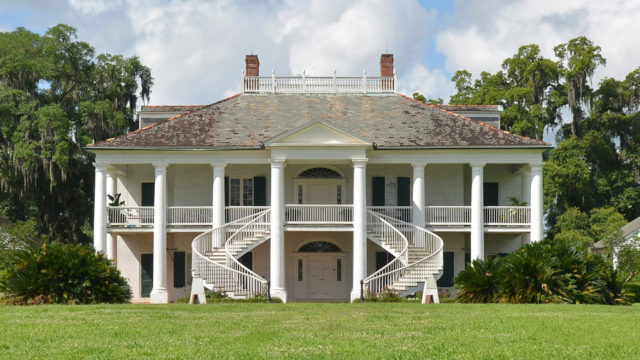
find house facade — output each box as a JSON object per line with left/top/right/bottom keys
{"left": 88, "top": 54, "right": 548, "bottom": 304}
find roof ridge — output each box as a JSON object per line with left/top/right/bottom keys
{"left": 395, "top": 93, "right": 549, "bottom": 146}
{"left": 89, "top": 93, "right": 242, "bottom": 147}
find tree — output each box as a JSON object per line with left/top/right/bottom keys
{"left": 554, "top": 36, "right": 606, "bottom": 137}
{"left": 0, "top": 25, "right": 153, "bottom": 244}
{"left": 447, "top": 45, "right": 562, "bottom": 139}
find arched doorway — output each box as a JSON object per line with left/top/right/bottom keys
{"left": 294, "top": 240, "right": 347, "bottom": 301}
{"left": 294, "top": 167, "right": 346, "bottom": 204}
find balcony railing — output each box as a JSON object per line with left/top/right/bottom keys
{"left": 167, "top": 207, "right": 212, "bottom": 226}
{"left": 226, "top": 206, "right": 270, "bottom": 223}
{"left": 242, "top": 72, "right": 396, "bottom": 94}
{"left": 108, "top": 206, "right": 154, "bottom": 226}
{"left": 426, "top": 206, "right": 472, "bottom": 225}
{"left": 285, "top": 204, "right": 353, "bottom": 224}
{"left": 484, "top": 206, "right": 530, "bottom": 225}
{"left": 107, "top": 205, "right": 531, "bottom": 228}
{"left": 368, "top": 206, "right": 412, "bottom": 223}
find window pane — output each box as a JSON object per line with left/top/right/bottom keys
{"left": 297, "top": 259, "right": 303, "bottom": 281}
{"left": 385, "top": 177, "right": 397, "bottom": 206}
{"left": 336, "top": 184, "right": 342, "bottom": 204}
{"left": 298, "top": 185, "right": 303, "bottom": 204}
{"left": 230, "top": 179, "right": 241, "bottom": 206}
{"left": 337, "top": 258, "right": 342, "bottom": 281}
{"left": 243, "top": 178, "right": 253, "bottom": 206}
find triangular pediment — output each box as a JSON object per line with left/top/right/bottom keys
{"left": 264, "top": 121, "right": 371, "bottom": 147}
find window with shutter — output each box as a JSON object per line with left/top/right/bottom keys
{"left": 397, "top": 177, "right": 410, "bottom": 206}
{"left": 372, "top": 177, "right": 385, "bottom": 206}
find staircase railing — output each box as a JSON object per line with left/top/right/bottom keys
{"left": 191, "top": 210, "right": 270, "bottom": 298}
{"left": 364, "top": 212, "right": 444, "bottom": 295}
{"left": 364, "top": 211, "right": 409, "bottom": 293}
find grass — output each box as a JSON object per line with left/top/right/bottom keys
{"left": 0, "top": 303, "right": 639, "bottom": 359}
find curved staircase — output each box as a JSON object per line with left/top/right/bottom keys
{"left": 365, "top": 211, "right": 444, "bottom": 301}
{"left": 190, "top": 207, "right": 443, "bottom": 303}
{"left": 191, "top": 210, "right": 271, "bottom": 301}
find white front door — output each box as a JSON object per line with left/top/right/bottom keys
{"left": 295, "top": 253, "right": 346, "bottom": 301}
{"left": 307, "top": 255, "right": 335, "bottom": 298}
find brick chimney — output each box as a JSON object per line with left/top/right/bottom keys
{"left": 380, "top": 54, "right": 394, "bottom": 77}
{"left": 245, "top": 54, "right": 259, "bottom": 76}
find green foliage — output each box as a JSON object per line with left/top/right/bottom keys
{"left": 107, "top": 193, "right": 124, "bottom": 207}
{"left": 0, "top": 218, "right": 46, "bottom": 271}
{"left": 625, "top": 282, "right": 640, "bottom": 303}
{"left": 454, "top": 257, "right": 502, "bottom": 303}
{"left": 0, "top": 242, "right": 131, "bottom": 304}
{"left": 0, "top": 25, "right": 153, "bottom": 244}
{"left": 455, "top": 238, "right": 628, "bottom": 304}
{"left": 412, "top": 92, "right": 443, "bottom": 105}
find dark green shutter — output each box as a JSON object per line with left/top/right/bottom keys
{"left": 464, "top": 252, "right": 471, "bottom": 269}
{"left": 376, "top": 251, "right": 391, "bottom": 271}
{"left": 253, "top": 176, "right": 266, "bottom": 206}
{"left": 372, "top": 177, "right": 385, "bottom": 206}
{"left": 437, "top": 251, "right": 455, "bottom": 287}
{"left": 141, "top": 254, "right": 153, "bottom": 297}
{"left": 141, "top": 183, "right": 155, "bottom": 206}
{"left": 173, "top": 252, "right": 185, "bottom": 288}
{"left": 224, "top": 176, "right": 229, "bottom": 206}
{"left": 397, "top": 177, "right": 410, "bottom": 206}
{"left": 483, "top": 182, "right": 499, "bottom": 206}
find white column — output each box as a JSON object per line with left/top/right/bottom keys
{"left": 269, "top": 159, "right": 287, "bottom": 302}
{"left": 150, "top": 163, "right": 168, "bottom": 304}
{"left": 105, "top": 170, "right": 117, "bottom": 261}
{"left": 530, "top": 163, "right": 543, "bottom": 242}
{"left": 93, "top": 164, "right": 107, "bottom": 254}
{"left": 211, "top": 162, "right": 226, "bottom": 248}
{"left": 470, "top": 162, "right": 485, "bottom": 261}
{"left": 351, "top": 159, "right": 367, "bottom": 301}
{"left": 412, "top": 163, "right": 426, "bottom": 229}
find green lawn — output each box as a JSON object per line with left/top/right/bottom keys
{"left": 1, "top": 303, "right": 638, "bottom": 359}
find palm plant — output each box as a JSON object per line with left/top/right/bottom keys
{"left": 454, "top": 256, "right": 502, "bottom": 303}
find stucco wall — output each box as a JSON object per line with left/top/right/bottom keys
{"left": 116, "top": 232, "right": 197, "bottom": 303}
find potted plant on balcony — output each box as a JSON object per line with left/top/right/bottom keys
{"left": 509, "top": 197, "right": 528, "bottom": 224}
{"left": 107, "top": 193, "right": 125, "bottom": 224}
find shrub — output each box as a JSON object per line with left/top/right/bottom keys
{"left": 455, "top": 238, "right": 629, "bottom": 305}
{"left": 625, "top": 282, "right": 640, "bottom": 303}
{"left": 454, "top": 256, "right": 502, "bottom": 303}
{"left": 0, "top": 242, "right": 131, "bottom": 304}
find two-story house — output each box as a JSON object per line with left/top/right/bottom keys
{"left": 87, "top": 54, "right": 549, "bottom": 304}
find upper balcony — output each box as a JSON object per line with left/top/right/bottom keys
{"left": 107, "top": 205, "right": 531, "bottom": 232}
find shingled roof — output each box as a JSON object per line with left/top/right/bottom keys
{"left": 90, "top": 94, "right": 549, "bottom": 149}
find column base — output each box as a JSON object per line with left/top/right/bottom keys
{"left": 150, "top": 288, "right": 169, "bottom": 304}
{"left": 350, "top": 288, "right": 363, "bottom": 302}
{"left": 270, "top": 287, "right": 288, "bottom": 303}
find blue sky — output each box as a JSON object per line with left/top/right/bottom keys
{"left": 1, "top": 0, "right": 639, "bottom": 128}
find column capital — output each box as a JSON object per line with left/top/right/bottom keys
{"left": 270, "top": 158, "right": 286, "bottom": 168}
{"left": 469, "top": 161, "right": 486, "bottom": 169}
{"left": 529, "top": 162, "right": 543, "bottom": 172}
{"left": 210, "top": 161, "right": 227, "bottom": 169}
{"left": 94, "top": 163, "right": 109, "bottom": 172}
{"left": 411, "top": 162, "right": 427, "bottom": 168}
{"left": 152, "top": 162, "right": 169, "bottom": 170}
{"left": 352, "top": 158, "right": 368, "bottom": 167}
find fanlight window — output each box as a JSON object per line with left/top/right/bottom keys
{"left": 298, "top": 241, "right": 342, "bottom": 253}
{"left": 298, "top": 168, "right": 342, "bottom": 179}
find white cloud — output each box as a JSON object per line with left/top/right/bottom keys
{"left": 436, "top": 0, "right": 640, "bottom": 84}
{"left": 121, "top": 0, "right": 437, "bottom": 104}
{"left": 399, "top": 64, "right": 454, "bottom": 102}
{"left": 68, "top": 0, "right": 122, "bottom": 15}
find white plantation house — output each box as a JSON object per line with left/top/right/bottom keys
{"left": 88, "top": 54, "right": 549, "bottom": 304}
